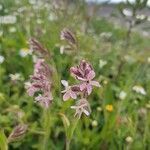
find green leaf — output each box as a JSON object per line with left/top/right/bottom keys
{"left": 0, "top": 130, "right": 8, "bottom": 150}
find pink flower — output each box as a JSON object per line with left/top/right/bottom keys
{"left": 70, "top": 60, "right": 100, "bottom": 95}
{"left": 25, "top": 59, "right": 53, "bottom": 108}
{"left": 71, "top": 99, "right": 91, "bottom": 118}
{"left": 70, "top": 60, "right": 93, "bottom": 81}
{"left": 61, "top": 80, "right": 80, "bottom": 101}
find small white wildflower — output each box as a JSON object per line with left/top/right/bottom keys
{"left": 9, "top": 73, "right": 22, "bottom": 81}
{"left": 0, "top": 55, "right": 5, "bottom": 64}
{"left": 100, "top": 32, "right": 112, "bottom": 39}
{"left": 119, "top": 91, "right": 127, "bottom": 100}
{"left": 9, "top": 27, "right": 16, "bottom": 33}
{"left": 136, "top": 14, "right": 146, "bottom": 20}
{"left": 0, "top": 15, "right": 17, "bottom": 24}
{"left": 97, "top": 106, "right": 102, "bottom": 112}
{"left": 19, "top": 48, "right": 32, "bottom": 57}
{"left": 92, "top": 120, "right": 98, "bottom": 127}
{"left": 132, "top": 85, "right": 146, "bottom": 95}
{"left": 99, "top": 59, "right": 107, "bottom": 69}
{"left": 125, "top": 136, "right": 133, "bottom": 143}
{"left": 37, "top": 19, "right": 43, "bottom": 24}
{"left": 123, "top": 9, "right": 133, "bottom": 17}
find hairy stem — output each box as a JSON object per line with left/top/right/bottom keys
{"left": 65, "top": 118, "right": 79, "bottom": 150}
{"left": 39, "top": 108, "right": 51, "bottom": 150}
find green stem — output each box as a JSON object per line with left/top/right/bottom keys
{"left": 66, "top": 118, "right": 79, "bottom": 150}
{"left": 66, "top": 139, "right": 70, "bottom": 150}
{"left": 39, "top": 108, "right": 51, "bottom": 150}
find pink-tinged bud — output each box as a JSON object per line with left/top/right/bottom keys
{"left": 8, "top": 124, "right": 28, "bottom": 143}
{"left": 29, "top": 38, "right": 49, "bottom": 57}
{"left": 60, "top": 28, "right": 76, "bottom": 45}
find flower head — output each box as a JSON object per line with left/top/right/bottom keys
{"left": 105, "top": 104, "right": 113, "bottom": 112}
{"left": 132, "top": 85, "right": 146, "bottom": 95}
{"left": 25, "top": 59, "right": 53, "bottom": 108}
{"left": 71, "top": 99, "right": 91, "bottom": 118}
{"left": 8, "top": 124, "right": 28, "bottom": 143}
{"left": 70, "top": 60, "right": 100, "bottom": 95}
{"left": 62, "top": 60, "right": 100, "bottom": 118}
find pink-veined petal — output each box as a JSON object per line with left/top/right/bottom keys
{"left": 87, "top": 70, "right": 95, "bottom": 80}
{"left": 80, "top": 83, "right": 87, "bottom": 91}
{"left": 63, "top": 92, "right": 70, "bottom": 101}
{"left": 87, "top": 84, "right": 92, "bottom": 95}
{"left": 70, "top": 91, "right": 77, "bottom": 99}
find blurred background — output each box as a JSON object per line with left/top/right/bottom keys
{"left": 0, "top": 0, "right": 150, "bottom": 149}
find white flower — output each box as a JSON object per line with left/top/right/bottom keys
{"left": 9, "top": 73, "right": 22, "bottom": 81}
{"left": 97, "top": 106, "right": 102, "bottom": 112}
{"left": 99, "top": 59, "right": 107, "bottom": 68}
{"left": 136, "top": 14, "right": 146, "bottom": 20}
{"left": 119, "top": 91, "right": 127, "bottom": 100}
{"left": 125, "top": 136, "right": 133, "bottom": 143}
{"left": 123, "top": 9, "right": 133, "bottom": 17}
{"left": 0, "top": 55, "right": 5, "bottom": 64}
{"left": 100, "top": 32, "right": 112, "bottom": 39}
{"left": 132, "top": 85, "right": 146, "bottom": 95}
{"left": 19, "top": 48, "right": 32, "bottom": 57}
{"left": 92, "top": 120, "right": 98, "bottom": 127}
{"left": 0, "top": 15, "right": 17, "bottom": 24}
{"left": 9, "top": 27, "right": 16, "bottom": 33}
{"left": 37, "top": 19, "right": 43, "bottom": 24}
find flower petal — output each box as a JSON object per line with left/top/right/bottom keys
{"left": 87, "top": 84, "right": 92, "bottom": 95}
{"left": 63, "top": 92, "right": 70, "bottom": 101}
{"left": 80, "top": 83, "right": 87, "bottom": 91}
{"left": 70, "top": 91, "right": 77, "bottom": 99}
{"left": 83, "top": 109, "right": 90, "bottom": 116}
{"left": 61, "top": 80, "right": 68, "bottom": 87}
{"left": 87, "top": 70, "right": 95, "bottom": 80}
{"left": 90, "top": 81, "right": 101, "bottom": 87}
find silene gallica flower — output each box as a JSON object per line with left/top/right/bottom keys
{"left": 70, "top": 60, "right": 101, "bottom": 95}
{"left": 25, "top": 59, "right": 53, "bottom": 108}
{"left": 62, "top": 60, "right": 100, "bottom": 118}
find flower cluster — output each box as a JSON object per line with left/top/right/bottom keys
{"left": 25, "top": 59, "right": 53, "bottom": 108}
{"left": 62, "top": 60, "right": 100, "bottom": 118}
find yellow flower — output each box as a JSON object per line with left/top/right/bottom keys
{"left": 105, "top": 104, "right": 113, "bottom": 112}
